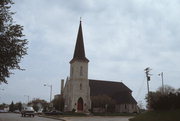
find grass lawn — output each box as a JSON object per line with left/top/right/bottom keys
{"left": 129, "top": 110, "right": 180, "bottom": 121}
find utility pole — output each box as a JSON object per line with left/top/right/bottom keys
{"left": 44, "top": 84, "right": 52, "bottom": 103}
{"left": 158, "top": 72, "right": 164, "bottom": 94}
{"left": 44, "top": 84, "right": 53, "bottom": 109}
{"left": 144, "top": 67, "right": 152, "bottom": 109}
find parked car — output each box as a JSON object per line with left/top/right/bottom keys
{"left": 35, "top": 109, "right": 43, "bottom": 115}
{"left": 14, "top": 110, "right": 20, "bottom": 113}
{"left": 21, "top": 107, "right": 35, "bottom": 117}
{"left": 0, "top": 110, "right": 6, "bottom": 113}
{"left": 44, "top": 110, "right": 63, "bottom": 115}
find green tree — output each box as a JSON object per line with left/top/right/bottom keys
{"left": 157, "top": 85, "right": 175, "bottom": 95}
{"left": 0, "top": 103, "right": 7, "bottom": 110}
{"left": 9, "top": 101, "right": 14, "bottom": 112}
{"left": 146, "top": 85, "right": 180, "bottom": 110}
{"left": 28, "top": 98, "right": 48, "bottom": 112}
{"left": 0, "top": 0, "right": 28, "bottom": 83}
{"left": 52, "top": 95, "right": 64, "bottom": 111}
{"left": 14, "top": 102, "right": 22, "bottom": 111}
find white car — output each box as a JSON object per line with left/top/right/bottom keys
{"left": 21, "top": 107, "right": 35, "bottom": 117}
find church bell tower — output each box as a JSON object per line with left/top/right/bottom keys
{"left": 68, "top": 21, "right": 91, "bottom": 112}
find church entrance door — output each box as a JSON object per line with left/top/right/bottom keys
{"left": 77, "top": 97, "right": 83, "bottom": 111}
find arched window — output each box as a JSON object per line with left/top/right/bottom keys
{"left": 80, "top": 66, "right": 83, "bottom": 76}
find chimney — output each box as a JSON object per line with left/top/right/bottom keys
{"left": 61, "top": 79, "right": 64, "bottom": 95}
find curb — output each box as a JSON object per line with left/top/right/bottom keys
{"left": 38, "top": 115, "right": 66, "bottom": 121}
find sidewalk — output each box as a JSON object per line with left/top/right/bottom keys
{"left": 39, "top": 115, "right": 132, "bottom": 121}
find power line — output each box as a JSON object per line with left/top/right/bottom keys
{"left": 135, "top": 72, "right": 146, "bottom": 100}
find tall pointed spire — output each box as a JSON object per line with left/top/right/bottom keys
{"left": 70, "top": 21, "right": 89, "bottom": 63}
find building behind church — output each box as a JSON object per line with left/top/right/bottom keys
{"left": 61, "top": 21, "right": 138, "bottom": 113}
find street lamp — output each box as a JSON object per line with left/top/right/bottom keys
{"left": 44, "top": 84, "right": 52, "bottom": 103}
{"left": 24, "top": 95, "right": 30, "bottom": 103}
{"left": 158, "top": 72, "right": 164, "bottom": 94}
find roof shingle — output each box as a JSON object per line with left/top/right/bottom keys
{"left": 89, "top": 79, "right": 137, "bottom": 104}
{"left": 70, "top": 21, "right": 89, "bottom": 63}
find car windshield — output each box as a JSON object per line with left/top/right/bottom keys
{"left": 25, "top": 107, "right": 34, "bottom": 111}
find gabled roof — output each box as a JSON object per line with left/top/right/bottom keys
{"left": 70, "top": 21, "right": 89, "bottom": 63}
{"left": 89, "top": 79, "right": 137, "bottom": 104}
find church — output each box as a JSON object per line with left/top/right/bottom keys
{"left": 61, "top": 21, "right": 138, "bottom": 113}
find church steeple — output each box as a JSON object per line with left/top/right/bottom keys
{"left": 70, "top": 21, "right": 89, "bottom": 63}
{"left": 65, "top": 21, "right": 91, "bottom": 112}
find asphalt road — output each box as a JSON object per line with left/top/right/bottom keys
{"left": 0, "top": 113, "right": 132, "bottom": 121}
{"left": 63, "top": 116, "right": 132, "bottom": 121}
{"left": 0, "top": 113, "right": 60, "bottom": 121}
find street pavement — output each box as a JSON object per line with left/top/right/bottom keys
{"left": 0, "top": 113, "right": 62, "bottom": 121}
{"left": 62, "top": 116, "right": 132, "bottom": 121}
{"left": 0, "top": 113, "right": 132, "bottom": 121}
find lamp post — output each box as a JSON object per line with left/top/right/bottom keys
{"left": 24, "top": 95, "right": 30, "bottom": 103}
{"left": 44, "top": 84, "right": 52, "bottom": 103}
{"left": 158, "top": 72, "right": 164, "bottom": 94}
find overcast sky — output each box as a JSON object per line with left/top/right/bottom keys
{"left": 1, "top": 0, "right": 180, "bottom": 107}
